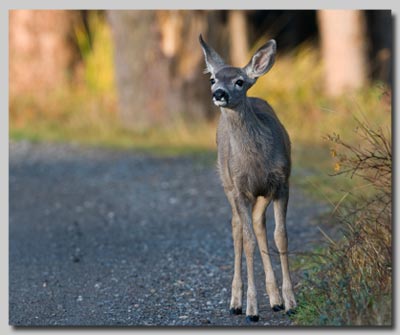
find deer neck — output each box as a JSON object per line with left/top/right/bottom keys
{"left": 220, "top": 99, "right": 256, "bottom": 131}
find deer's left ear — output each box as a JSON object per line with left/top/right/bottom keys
{"left": 244, "top": 39, "right": 276, "bottom": 79}
{"left": 199, "top": 34, "right": 226, "bottom": 75}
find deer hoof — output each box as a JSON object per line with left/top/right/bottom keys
{"left": 272, "top": 304, "right": 284, "bottom": 312}
{"left": 229, "top": 307, "right": 242, "bottom": 315}
{"left": 245, "top": 315, "right": 259, "bottom": 322}
{"left": 286, "top": 309, "right": 297, "bottom": 317}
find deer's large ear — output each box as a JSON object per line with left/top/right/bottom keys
{"left": 244, "top": 39, "right": 276, "bottom": 79}
{"left": 199, "top": 34, "right": 226, "bottom": 75}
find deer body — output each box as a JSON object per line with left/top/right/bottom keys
{"left": 217, "top": 98, "right": 291, "bottom": 200}
{"left": 199, "top": 35, "right": 297, "bottom": 321}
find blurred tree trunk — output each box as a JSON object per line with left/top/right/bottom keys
{"left": 107, "top": 10, "right": 219, "bottom": 129}
{"left": 317, "top": 10, "right": 368, "bottom": 96}
{"left": 228, "top": 10, "right": 249, "bottom": 66}
{"left": 9, "top": 10, "right": 80, "bottom": 98}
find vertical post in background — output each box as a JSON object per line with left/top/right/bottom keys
{"left": 228, "top": 10, "right": 249, "bottom": 67}
{"left": 317, "top": 10, "right": 368, "bottom": 97}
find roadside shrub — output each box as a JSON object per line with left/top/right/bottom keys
{"left": 293, "top": 115, "right": 392, "bottom": 326}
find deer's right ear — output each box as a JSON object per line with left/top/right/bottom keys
{"left": 199, "top": 34, "right": 225, "bottom": 75}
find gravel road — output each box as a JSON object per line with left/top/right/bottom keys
{"left": 9, "top": 141, "right": 328, "bottom": 327}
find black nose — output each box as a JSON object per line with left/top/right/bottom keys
{"left": 213, "top": 89, "right": 228, "bottom": 102}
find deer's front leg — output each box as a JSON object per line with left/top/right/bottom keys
{"left": 229, "top": 211, "right": 243, "bottom": 314}
{"left": 235, "top": 195, "right": 259, "bottom": 322}
{"left": 226, "top": 192, "right": 243, "bottom": 315}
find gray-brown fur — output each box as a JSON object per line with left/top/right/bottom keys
{"left": 217, "top": 97, "right": 291, "bottom": 201}
{"left": 199, "top": 35, "right": 297, "bottom": 321}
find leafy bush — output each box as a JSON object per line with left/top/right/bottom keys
{"left": 293, "top": 116, "right": 392, "bottom": 326}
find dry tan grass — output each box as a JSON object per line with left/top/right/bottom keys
{"left": 293, "top": 117, "right": 392, "bottom": 326}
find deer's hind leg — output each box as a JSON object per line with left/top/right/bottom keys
{"left": 252, "top": 196, "right": 283, "bottom": 311}
{"left": 273, "top": 189, "right": 297, "bottom": 313}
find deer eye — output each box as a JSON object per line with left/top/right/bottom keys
{"left": 235, "top": 79, "right": 244, "bottom": 87}
{"left": 210, "top": 78, "right": 216, "bottom": 85}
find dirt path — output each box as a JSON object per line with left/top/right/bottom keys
{"left": 9, "top": 141, "right": 328, "bottom": 326}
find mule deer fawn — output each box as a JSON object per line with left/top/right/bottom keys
{"left": 199, "top": 35, "right": 297, "bottom": 321}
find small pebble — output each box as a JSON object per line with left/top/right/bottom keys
{"left": 169, "top": 197, "right": 178, "bottom": 205}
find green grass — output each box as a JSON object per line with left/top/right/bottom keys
{"left": 10, "top": 118, "right": 217, "bottom": 158}
{"left": 292, "top": 247, "right": 392, "bottom": 326}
